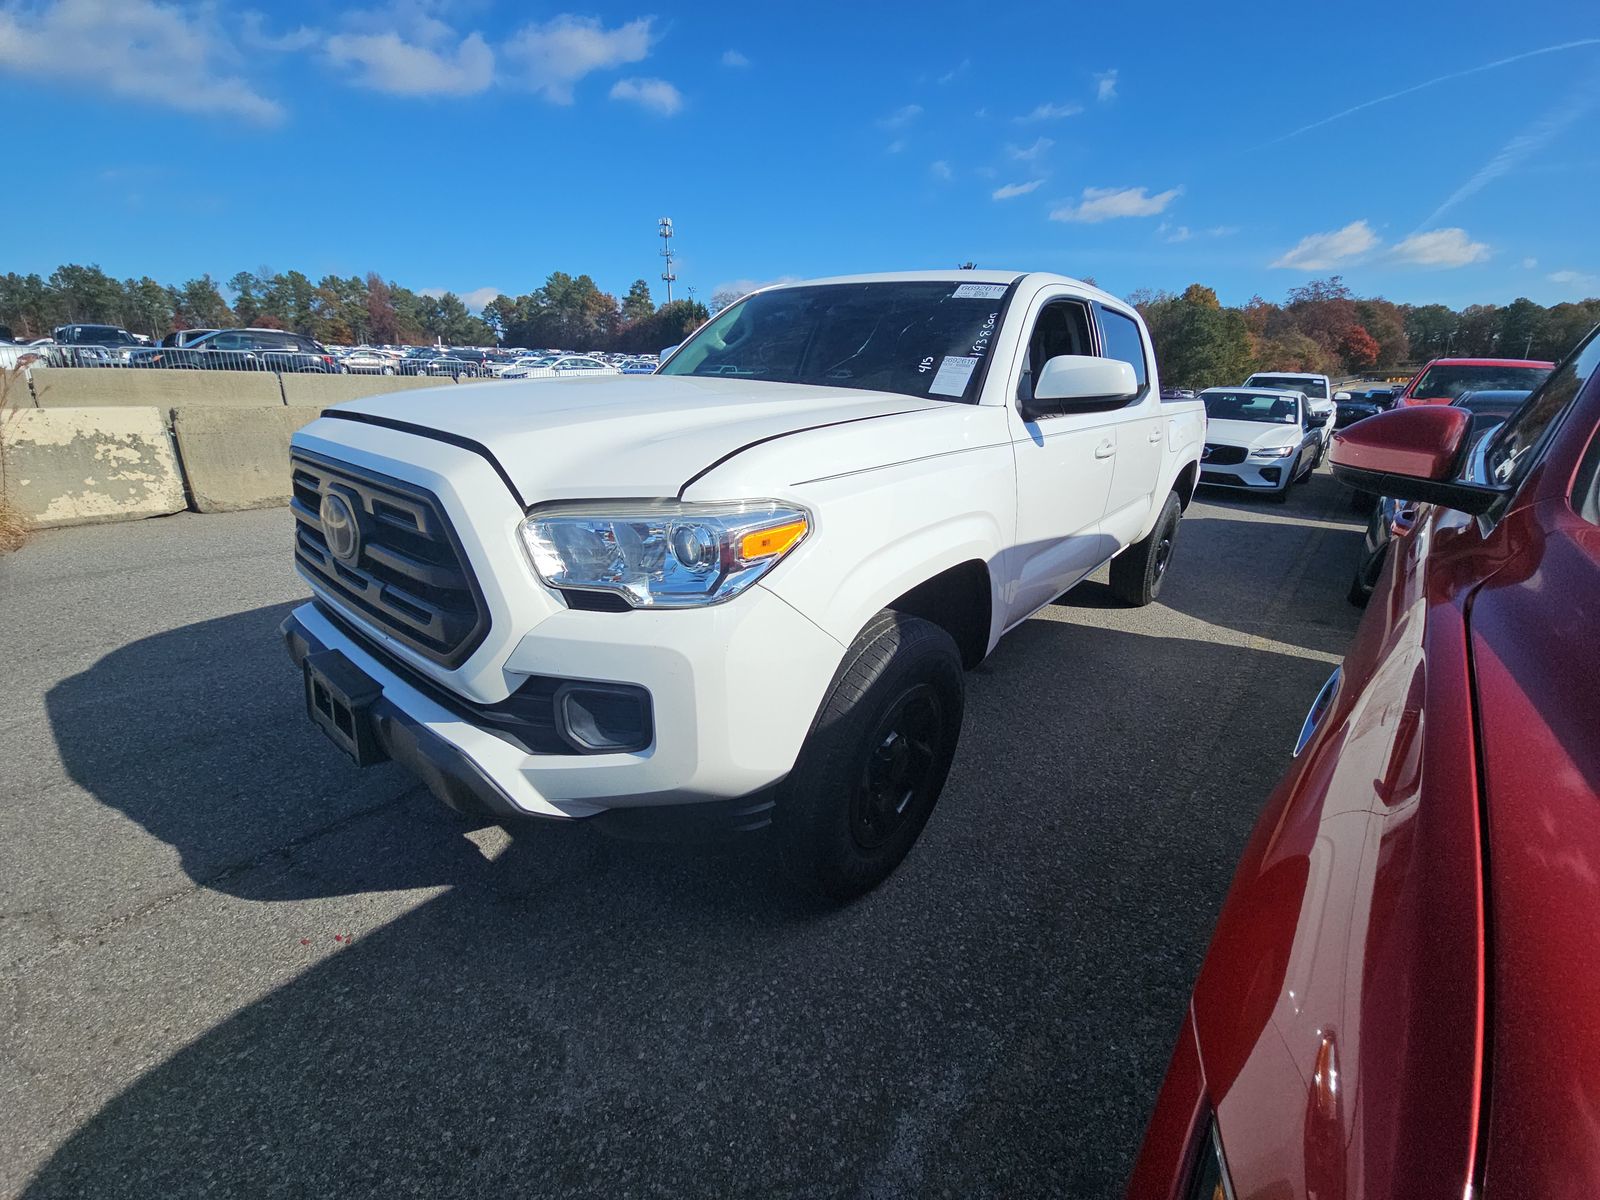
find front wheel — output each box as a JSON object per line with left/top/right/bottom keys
{"left": 1110, "top": 490, "right": 1182, "bottom": 606}
{"left": 775, "top": 611, "right": 964, "bottom": 901}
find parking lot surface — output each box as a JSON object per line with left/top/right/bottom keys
{"left": 2, "top": 472, "right": 1364, "bottom": 1199}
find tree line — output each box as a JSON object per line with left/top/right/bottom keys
{"left": 1131, "top": 277, "right": 1600, "bottom": 390}
{"left": 4, "top": 262, "right": 1594, "bottom": 377}
{"left": 0, "top": 263, "right": 710, "bottom": 353}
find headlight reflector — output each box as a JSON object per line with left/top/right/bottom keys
{"left": 521, "top": 500, "right": 810, "bottom": 608}
{"left": 1250, "top": 444, "right": 1298, "bottom": 459}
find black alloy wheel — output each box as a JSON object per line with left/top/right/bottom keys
{"left": 849, "top": 684, "right": 945, "bottom": 850}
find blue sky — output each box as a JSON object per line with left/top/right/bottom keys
{"left": 1, "top": 0, "right": 1597, "bottom": 310}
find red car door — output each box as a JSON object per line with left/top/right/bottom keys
{"left": 1463, "top": 338, "right": 1600, "bottom": 1194}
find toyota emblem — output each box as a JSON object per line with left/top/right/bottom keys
{"left": 319, "top": 492, "right": 361, "bottom": 564}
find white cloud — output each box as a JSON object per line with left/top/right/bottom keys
{"left": 938, "top": 58, "right": 969, "bottom": 84}
{"left": 885, "top": 138, "right": 906, "bottom": 154}
{"left": 1161, "top": 224, "right": 1192, "bottom": 243}
{"left": 1050, "top": 185, "right": 1182, "bottom": 223}
{"left": 1521, "top": 257, "right": 1539, "bottom": 269}
{"left": 1549, "top": 269, "right": 1599, "bottom": 289}
{"left": 241, "top": 12, "right": 319, "bottom": 53}
{"left": 1007, "top": 137, "right": 1053, "bottom": 162}
{"left": 993, "top": 179, "right": 1044, "bottom": 200}
{"left": 420, "top": 286, "right": 502, "bottom": 310}
{"left": 1017, "top": 101, "right": 1083, "bottom": 121}
{"left": 326, "top": 30, "right": 494, "bottom": 96}
{"left": 1094, "top": 69, "right": 1118, "bottom": 102}
{"left": 0, "top": 0, "right": 283, "bottom": 123}
{"left": 1391, "top": 227, "right": 1490, "bottom": 268}
{"left": 501, "top": 15, "right": 655, "bottom": 103}
{"left": 930, "top": 159, "right": 953, "bottom": 181}
{"left": 720, "top": 48, "right": 749, "bottom": 67}
{"left": 1269, "top": 220, "right": 1380, "bottom": 269}
{"left": 610, "top": 76, "right": 683, "bottom": 115}
{"left": 877, "top": 103, "right": 923, "bottom": 129}
{"left": 1206, "top": 225, "right": 1240, "bottom": 237}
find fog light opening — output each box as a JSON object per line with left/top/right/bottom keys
{"left": 555, "top": 684, "right": 652, "bottom": 753}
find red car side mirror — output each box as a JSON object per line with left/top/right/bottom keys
{"left": 1329, "top": 405, "right": 1501, "bottom": 515}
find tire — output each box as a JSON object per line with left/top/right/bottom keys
{"left": 383, "top": 367, "right": 395, "bottom": 375}
{"left": 1270, "top": 484, "right": 1290, "bottom": 504}
{"left": 775, "top": 611, "right": 964, "bottom": 901}
{"left": 1109, "top": 490, "right": 1182, "bottom": 606}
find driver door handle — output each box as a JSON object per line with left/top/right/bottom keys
{"left": 1094, "top": 438, "right": 1116, "bottom": 459}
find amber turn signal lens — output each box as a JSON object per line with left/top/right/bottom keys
{"left": 740, "top": 519, "right": 808, "bottom": 560}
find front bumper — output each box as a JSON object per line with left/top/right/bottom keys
{"left": 1199, "top": 455, "right": 1292, "bottom": 493}
{"left": 281, "top": 582, "right": 845, "bottom": 821}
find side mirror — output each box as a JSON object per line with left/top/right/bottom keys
{"left": 1334, "top": 391, "right": 1352, "bottom": 400}
{"left": 659, "top": 344, "right": 680, "bottom": 362}
{"left": 1329, "top": 406, "right": 1500, "bottom": 514}
{"left": 1031, "top": 355, "right": 1138, "bottom": 408}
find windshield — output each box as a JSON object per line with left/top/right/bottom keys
{"left": 1250, "top": 375, "right": 1327, "bottom": 399}
{"left": 1204, "top": 391, "right": 1301, "bottom": 424}
{"left": 1412, "top": 363, "right": 1551, "bottom": 400}
{"left": 658, "top": 280, "right": 1016, "bottom": 403}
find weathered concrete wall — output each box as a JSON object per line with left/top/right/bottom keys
{"left": 29, "top": 369, "right": 284, "bottom": 409}
{"left": 170, "top": 405, "right": 321, "bottom": 513}
{"left": 280, "top": 372, "right": 456, "bottom": 407}
{"left": 0, "top": 406, "right": 186, "bottom": 528}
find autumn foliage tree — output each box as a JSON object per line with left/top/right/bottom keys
{"left": 1338, "top": 326, "right": 1381, "bottom": 371}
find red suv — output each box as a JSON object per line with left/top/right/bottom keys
{"left": 1128, "top": 327, "right": 1600, "bottom": 1199}
{"left": 1393, "top": 356, "right": 1553, "bottom": 406}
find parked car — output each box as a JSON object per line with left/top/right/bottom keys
{"left": 1129, "top": 324, "right": 1600, "bottom": 1200}
{"left": 50, "top": 323, "right": 144, "bottom": 365}
{"left": 146, "top": 328, "right": 336, "bottom": 372}
{"left": 342, "top": 348, "right": 399, "bottom": 375}
{"left": 399, "top": 348, "right": 442, "bottom": 375}
{"left": 1392, "top": 356, "right": 1553, "bottom": 406}
{"left": 1244, "top": 371, "right": 1335, "bottom": 448}
{"left": 501, "top": 354, "right": 620, "bottom": 380}
{"left": 1196, "top": 388, "right": 1323, "bottom": 501}
{"left": 1332, "top": 389, "right": 1387, "bottom": 428}
{"left": 619, "top": 357, "right": 659, "bottom": 375}
{"left": 281, "top": 271, "right": 1206, "bottom": 899}
{"left": 426, "top": 348, "right": 490, "bottom": 378}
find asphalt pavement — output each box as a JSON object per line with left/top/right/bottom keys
{"left": 1, "top": 470, "right": 1366, "bottom": 1199}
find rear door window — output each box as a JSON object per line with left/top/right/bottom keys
{"left": 1094, "top": 305, "right": 1149, "bottom": 392}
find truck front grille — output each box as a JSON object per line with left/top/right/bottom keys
{"left": 291, "top": 452, "right": 488, "bottom": 668}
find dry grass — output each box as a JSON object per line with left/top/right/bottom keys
{"left": 0, "top": 364, "right": 29, "bottom": 553}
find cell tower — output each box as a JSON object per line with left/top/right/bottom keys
{"left": 658, "top": 217, "right": 677, "bottom": 303}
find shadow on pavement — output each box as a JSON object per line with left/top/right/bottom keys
{"left": 31, "top": 603, "right": 1340, "bottom": 1199}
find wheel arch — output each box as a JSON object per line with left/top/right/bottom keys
{"left": 885, "top": 559, "right": 993, "bottom": 670}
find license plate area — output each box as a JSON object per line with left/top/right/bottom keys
{"left": 303, "top": 649, "right": 388, "bottom": 767}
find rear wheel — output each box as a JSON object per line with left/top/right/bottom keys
{"left": 1110, "top": 490, "right": 1182, "bottom": 606}
{"left": 775, "top": 611, "right": 964, "bottom": 901}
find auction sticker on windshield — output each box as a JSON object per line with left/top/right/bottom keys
{"left": 952, "top": 283, "right": 1008, "bottom": 300}
{"left": 929, "top": 355, "right": 979, "bottom": 397}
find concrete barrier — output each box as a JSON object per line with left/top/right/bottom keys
{"left": 280, "top": 372, "right": 457, "bottom": 407}
{"left": 0, "top": 406, "right": 186, "bottom": 528}
{"left": 30, "top": 369, "right": 284, "bottom": 409}
{"left": 170, "top": 405, "right": 322, "bottom": 513}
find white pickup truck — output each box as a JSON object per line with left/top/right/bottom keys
{"left": 282, "top": 271, "right": 1205, "bottom": 898}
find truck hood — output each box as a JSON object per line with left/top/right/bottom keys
{"left": 1206, "top": 418, "right": 1304, "bottom": 452}
{"left": 330, "top": 375, "right": 941, "bottom": 503}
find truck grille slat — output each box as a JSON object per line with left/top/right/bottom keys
{"left": 291, "top": 452, "right": 489, "bottom": 667}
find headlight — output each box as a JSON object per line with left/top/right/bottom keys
{"left": 520, "top": 499, "right": 810, "bottom": 608}
{"left": 1250, "top": 444, "right": 1297, "bottom": 459}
